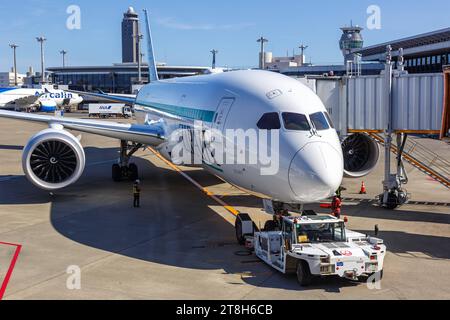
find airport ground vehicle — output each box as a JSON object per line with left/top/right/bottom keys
{"left": 235, "top": 213, "right": 386, "bottom": 286}
{"left": 88, "top": 103, "right": 132, "bottom": 119}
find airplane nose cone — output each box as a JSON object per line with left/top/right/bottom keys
{"left": 289, "top": 142, "right": 343, "bottom": 202}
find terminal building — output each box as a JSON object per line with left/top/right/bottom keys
{"left": 48, "top": 64, "right": 217, "bottom": 93}
{"left": 269, "top": 25, "right": 450, "bottom": 77}
{"left": 352, "top": 28, "right": 450, "bottom": 74}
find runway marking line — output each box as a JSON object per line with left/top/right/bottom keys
{"left": 146, "top": 147, "right": 240, "bottom": 218}
{"left": 0, "top": 241, "right": 22, "bottom": 300}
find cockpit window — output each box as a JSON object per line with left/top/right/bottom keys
{"left": 324, "top": 112, "right": 335, "bottom": 129}
{"left": 282, "top": 113, "right": 311, "bottom": 131}
{"left": 257, "top": 112, "right": 281, "bottom": 130}
{"left": 310, "top": 112, "right": 330, "bottom": 131}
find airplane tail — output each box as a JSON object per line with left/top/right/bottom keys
{"left": 143, "top": 9, "right": 159, "bottom": 82}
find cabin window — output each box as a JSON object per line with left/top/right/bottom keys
{"left": 310, "top": 112, "right": 330, "bottom": 131}
{"left": 257, "top": 112, "right": 281, "bottom": 130}
{"left": 282, "top": 113, "right": 311, "bottom": 131}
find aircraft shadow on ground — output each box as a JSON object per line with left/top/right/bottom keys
{"left": 356, "top": 229, "right": 450, "bottom": 260}
{"left": 305, "top": 200, "right": 450, "bottom": 225}
{"left": 1, "top": 146, "right": 449, "bottom": 291}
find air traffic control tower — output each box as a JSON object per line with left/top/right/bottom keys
{"left": 122, "top": 7, "right": 140, "bottom": 63}
{"left": 339, "top": 24, "right": 364, "bottom": 64}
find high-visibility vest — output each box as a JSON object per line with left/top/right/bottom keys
{"left": 332, "top": 197, "right": 342, "bottom": 213}
{"left": 133, "top": 185, "right": 141, "bottom": 195}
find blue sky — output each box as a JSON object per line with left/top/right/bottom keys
{"left": 0, "top": 0, "right": 449, "bottom": 73}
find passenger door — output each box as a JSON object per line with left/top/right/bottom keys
{"left": 213, "top": 98, "right": 234, "bottom": 132}
{"left": 204, "top": 98, "right": 235, "bottom": 166}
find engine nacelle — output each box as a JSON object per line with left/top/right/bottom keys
{"left": 341, "top": 133, "right": 380, "bottom": 178}
{"left": 39, "top": 99, "right": 58, "bottom": 112}
{"left": 22, "top": 128, "right": 85, "bottom": 190}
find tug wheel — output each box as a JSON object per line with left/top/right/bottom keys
{"left": 235, "top": 215, "right": 245, "bottom": 245}
{"left": 296, "top": 261, "right": 313, "bottom": 287}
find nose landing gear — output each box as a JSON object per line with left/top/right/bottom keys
{"left": 112, "top": 140, "right": 143, "bottom": 182}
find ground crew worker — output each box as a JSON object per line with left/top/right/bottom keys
{"left": 274, "top": 211, "right": 283, "bottom": 230}
{"left": 336, "top": 186, "right": 347, "bottom": 200}
{"left": 133, "top": 180, "right": 141, "bottom": 208}
{"left": 331, "top": 195, "right": 342, "bottom": 219}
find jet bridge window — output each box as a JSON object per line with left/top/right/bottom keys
{"left": 310, "top": 112, "right": 330, "bottom": 131}
{"left": 257, "top": 112, "right": 281, "bottom": 130}
{"left": 282, "top": 113, "right": 311, "bottom": 131}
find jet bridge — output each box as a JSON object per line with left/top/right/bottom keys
{"left": 310, "top": 46, "right": 449, "bottom": 208}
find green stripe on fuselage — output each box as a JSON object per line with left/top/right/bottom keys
{"left": 135, "top": 100, "right": 215, "bottom": 122}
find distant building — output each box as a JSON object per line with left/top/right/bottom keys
{"left": 0, "top": 71, "right": 26, "bottom": 87}
{"left": 352, "top": 27, "right": 450, "bottom": 74}
{"left": 46, "top": 6, "right": 220, "bottom": 94}
{"left": 48, "top": 63, "right": 218, "bottom": 93}
{"left": 264, "top": 53, "right": 310, "bottom": 71}
{"left": 122, "top": 7, "right": 140, "bottom": 63}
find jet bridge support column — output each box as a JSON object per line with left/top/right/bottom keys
{"left": 380, "top": 46, "right": 408, "bottom": 209}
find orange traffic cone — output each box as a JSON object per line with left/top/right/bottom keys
{"left": 359, "top": 181, "right": 367, "bottom": 194}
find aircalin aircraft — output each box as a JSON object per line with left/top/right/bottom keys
{"left": 0, "top": 87, "right": 83, "bottom": 112}
{"left": 0, "top": 9, "right": 379, "bottom": 210}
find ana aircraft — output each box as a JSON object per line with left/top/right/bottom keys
{"left": 0, "top": 87, "right": 83, "bottom": 112}
{"left": 0, "top": 9, "right": 379, "bottom": 212}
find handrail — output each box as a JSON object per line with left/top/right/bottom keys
{"left": 368, "top": 133, "right": 450, "bottom": 189}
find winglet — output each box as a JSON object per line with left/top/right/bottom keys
{"left": 143, "top": 9, "right": 159, "bottom": 82}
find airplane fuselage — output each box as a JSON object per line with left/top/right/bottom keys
{"left": 133, "top": 70, "right": 344, "bottom": 204}
{"left": 0, "top": 88, "right": 83, "bottom": 111}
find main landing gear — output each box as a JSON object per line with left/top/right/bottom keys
{"left": 112, "top": 140, "right": 143, "bottom": 182}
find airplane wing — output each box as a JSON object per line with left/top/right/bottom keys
{"left": 69, "top": 89, "right": 136, "bottom": 104}
{"left": 9, "top": 95, "right": 41, "bottom": 106}
{"left": 0, "top": 89, "right": 57, "bottom": 110}
{"left": 0, "top": 110, "right": 165, "bottom": 146}
{"left": 0, "top": 95, "right": 41, "bottom": 110}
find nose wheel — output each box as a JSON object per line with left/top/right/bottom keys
{"left": 112, "top": 140, "right": 142, "bottom": 182}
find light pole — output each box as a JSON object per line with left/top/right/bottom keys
{"left": 9, "top": 44, "right": 19, "bottom": 86}
{"left": 135, "top": 34, "right": 144, "bottom": 83}
{"left": 298, "top": 43, "right": 308, "bottom": 66}
{"left": 210, "top": 49, "right": 218, "bottom": 69}
{"left": 36, "top": 36, "right": 47, "bottom": 84}
{"left": 257, "top": 36, "right": 268, "bottom": 69}
{"left": 60, "top": 50, "right": 68, "bottom": 68}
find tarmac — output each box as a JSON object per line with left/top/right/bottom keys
{"left": 0, "top": 113, "right": 449, "bottom": 300}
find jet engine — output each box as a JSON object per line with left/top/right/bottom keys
{"left": 39, "top": 99, "right": 58, "bottom": 112}
{"left": 341, "top": 133, "right": 380, "bottom": 178}
{"left": 22, "top": 128, "right": 85, "bottom": 190}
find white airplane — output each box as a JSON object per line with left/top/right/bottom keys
{"left": 0, "top": 87, "right": 83, "bottom": 112}
{"left": 0, "top": 9, "right": 379, "bottom": 212}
